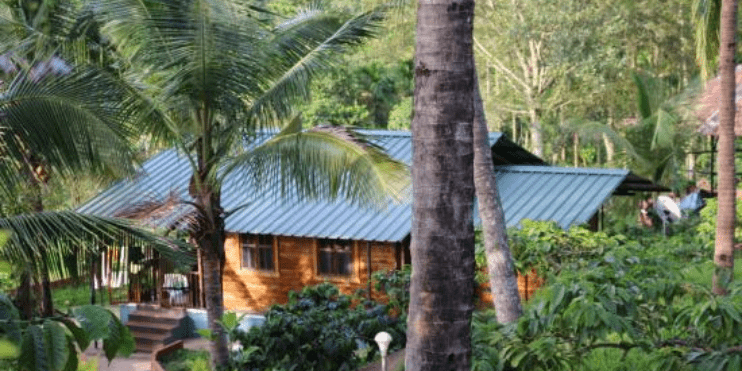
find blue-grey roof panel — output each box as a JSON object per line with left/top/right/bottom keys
{"left": 491, "top": 166, "right": 628, "bottom": 229}
{"left": 78, "top": 130, "right": 627, "bottom": 242}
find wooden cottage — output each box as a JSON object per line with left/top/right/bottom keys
{"left": 78, "top": 130, "right": 664, "bottom": 312}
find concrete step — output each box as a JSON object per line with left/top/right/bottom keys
{"left": 126, "top": 320, "right": 179, "bottom": 333}
{"left": 131, "top": 333, "right": 176, "bottom": 352}
{"left": 131, "top": 308, "right": 185, "bottom": 318}
{"left": 127, "top": 313, "right": 182, "bottom": 326}
{"left": 125, "top": 306, "right": 187, "bottom": 353}
{"left": 136, "top": 304, "right": 185, "bottom": 316}
{"left": 130, "top": 330, "right": 173, "bottom": 342}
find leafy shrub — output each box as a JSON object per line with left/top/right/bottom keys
{"left": 0, "top": 297, "right": 134, "bottom": 371}
{"left": 160, "top": 349, "right": 210, "bottom": 371}
{"left": 489, "top": 220, "right": 621, "bottom": 277}
{"left": 370, "top": 264, "right": 411, "bottom": 316}
{"left": 472, "top": 219, "right": 742, "bottom": 371}
{"left": 232, "top": 283, "right": 406, "bottom": 371}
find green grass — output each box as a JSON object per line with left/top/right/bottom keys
{"left": 52, "top": 283, "right": 126, "bottom": 312}
{"left": 159, "top": 349, "right": 211, "bottom": 371}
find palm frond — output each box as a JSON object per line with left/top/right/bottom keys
{"left": 651, "top": 108, "right": 677, "bottom": 151}
{"left": 0, "top": 211, "right": 195, "bottom": 277}
{"left": 224, "top": 125, "right": 409, "bottom": 208}
{"left": 693, "top": 0, "right": 722, "bottom": 82}
{"left": 0, "top": 65, "right": 164, "bottom": 184}
{"left": 565, "top": 119, "right": 642, "bottom": 162}
{"left": 90, "top": 0, "right": 267, "bottom": 120}
{"left": 245, "top": 6, "right": 385, "bottom": 127}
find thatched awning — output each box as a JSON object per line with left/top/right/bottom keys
{"left": 697, "top": 64, "right": 742, "bottom": 137}
{"left": 114, "top": 192, "right": 197, "bottom": 232}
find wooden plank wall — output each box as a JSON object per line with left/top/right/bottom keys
{"left": 223, "top": 234, "right": 399, "bottom": 312}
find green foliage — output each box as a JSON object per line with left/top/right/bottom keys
{"left": 231, "top": 282, "right": 406, "bottom": 371}
{"left": 697, "top": 198, "right": 742, "bottom": 244}
{"left": 160, "top": 349, "right": 211, "bottom": 371}
{"left": 472, "top": 219, "right": 742, "bottom": 371}
{"left": 51, "top": 283, "right": 123, "bottom": 312}
{"left": 0, "top": 300, "right": 133, "bottom": 371}
{"left": 504, "top": 220, "right": 620, "bottom": 276}
{"left": 371, "top": 264, "right": 411, "bottom": 316}
{"left": 299, "top": 61, "right": 413, "bottom": 128}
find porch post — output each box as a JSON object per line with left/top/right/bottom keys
{"left": 367, "top": 241, "right": 372, "bottom": 300}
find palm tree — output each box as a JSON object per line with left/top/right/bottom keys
{"left": 69, "top": 1, "right": 405, "bottom": 365}
{"left": 405, "top": 0, "right": 476, "bottom": 369}
{"left": 712, "top": 0, "right": 736, "bottom": 295}
{"left": 2, "top": 2, "right": 407, "bottom": 366}
{"left": 0, "top": 62, "right": 192, "bottom": 319}
{"left": 0, "top": 0, "right": 136, "bottom": 317}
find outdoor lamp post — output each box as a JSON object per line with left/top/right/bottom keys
{"left": 374, "top": 331, "right": 392, "bottom": 371}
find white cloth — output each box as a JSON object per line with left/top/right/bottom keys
{"left": 655, "top": 196, "right": 682, "bottom": 223}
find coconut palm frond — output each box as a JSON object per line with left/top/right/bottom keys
{"left": 651, "top": 108, "right": 677, "bottom": 151}
{"left": 0, "top": 211, "right": 195, "bottom": 276}
{"left": 692, "top": 0, "right": 722, "bottom": 82}
{"left": 226, "top": 125, "right": 409, "bottom": 208}
{"left": 90, "top": 0, "right": 266, "bottom": 121}
{"left": 566, "top": 119, "right": 642, "bottom": 162}
{"left": 0, "top": 65, "right": 168, "bottom": 184}
{"left": 245, "top": 6, "right": 385, "bottom": 127}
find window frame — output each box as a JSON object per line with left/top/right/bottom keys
{"left": 316, "top": 239, "right": 354, "bottom": 278}
{"left": 240, "top": 234, "right": 276, "bottom": 273}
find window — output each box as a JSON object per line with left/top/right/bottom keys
{"left": 318, "top": 239, "right": 352, "bottom": 276}
{"left": 241, "top": 235, "right": 274, "bottom": 271}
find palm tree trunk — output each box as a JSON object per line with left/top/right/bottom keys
{"left": 713, "top": 0, "right": 737, "bottom": 295}
{"left": 200, "top": 224, "right": 229, "bottom": 366}
{"left": 17, "top": 270, "right": 33, "bottom": 320}
{"left": 27, "top": 159, "right": 54, "bottom": 317}
{"left": 472, "top": 73, "right": 522, "bottom": 323}
{"left": 192, "top": 136, "right": 229, "bottom": 367}
{"left": 406, "top": 0, "right": 476, "bottom": 369}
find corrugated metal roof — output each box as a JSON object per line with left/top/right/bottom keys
{"left": 490, "top": 166, "right": 628, "bottom": 229}
{"left": 78, "top": 130, "right": 623, "bottom": 242}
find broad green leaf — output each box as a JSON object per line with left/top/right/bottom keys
{"left": 73, "top": 306, "right": 112, "bottom": 341}
{"left": 0, "top": 294, "right": 21, "bottom": 344}
{"left": 221, "top": 312, "right": 238, "bottom": 331}
{"left": 0, "top": 338, "right": 19, "bottom": 359}
{"left": 196, "top": 329, "right": 214, "bottom": 340}
{"left": 43, "top": 321, "right": 69, "bottom": 371}
{"left": 103, "top": 314, "right": 134, "bottom": 361}
{"left": 62, "top": 335, "right": 78, "bottom": 371}
{"left": 58, "top": 318, "right": 89, "bottom": 352}
{"left": 0, "top": 260, "right": 12, "bottom": 275}
{"left": 20, "top": 325, "right": 46, "bottom": 371}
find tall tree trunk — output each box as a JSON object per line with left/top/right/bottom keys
{"left": 24, "top": 156, "right": 54, "bottom": 318}
{"left": 529, "top": 108, "right": 543, "bottom": 158}
{"left": 29, "top": 179, "right": 53, "bottom": 317}
{"left": 406, "top": 0, "right": 476, "bottom": 369}
{"left": 192, "top": 133, "right": 229, "bottom": 367}
{"left": 201, "top": 222, "right": 228, "bottom": 367}
{"left": 17, "top": 270, "right": 33, "bottom": 320}
{"left": 472, "top": 73, "right": 522, "bottom": 323}
{"left": 713, "top": 0, "right": 737, "bottom": 295}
